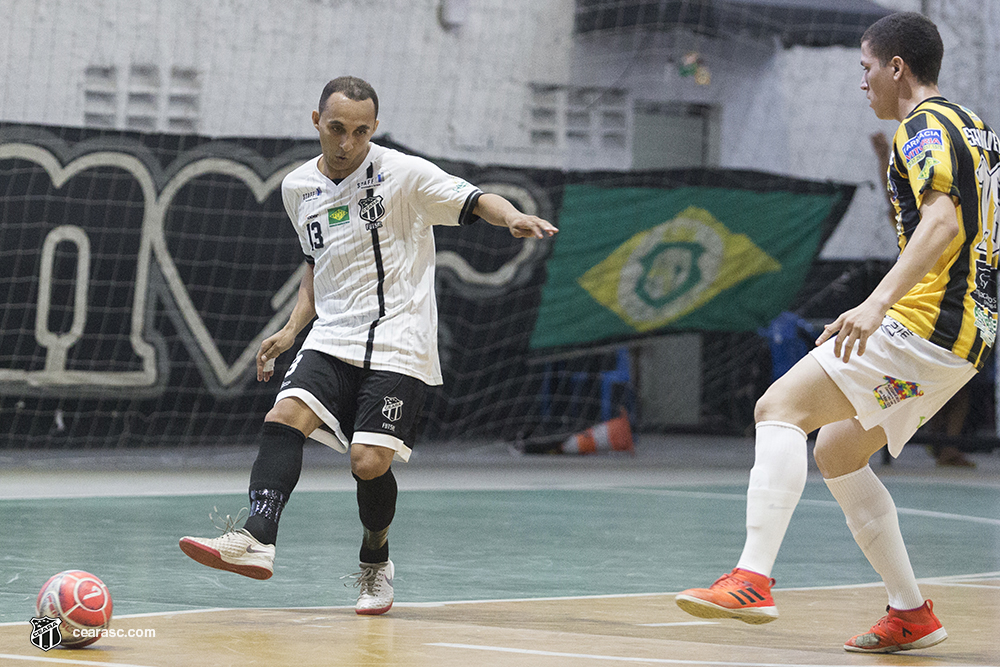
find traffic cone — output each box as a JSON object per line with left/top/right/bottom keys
{"left": 561, "top": 409, "right": 634, "bottom": 455}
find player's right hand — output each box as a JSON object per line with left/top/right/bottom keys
{"left": 507, "top": 213, "right": 558, "bottom": 239}
{"left": 257, "top": 330, "right": 295, "bottom": 382}
{"left": 815, "top": 301, "right": 884, "bottom": 363}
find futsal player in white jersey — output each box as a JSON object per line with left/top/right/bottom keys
{"left": 180, "top": 76, "right": 557, "bottom": 614}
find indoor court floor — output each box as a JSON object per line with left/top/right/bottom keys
{"left": 2, "top": 434, "right": 999, "bottom": 666}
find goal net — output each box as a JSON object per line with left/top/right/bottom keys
{"left": 2, "top": 0, "right": 995, "bottom": 452}
{"left": 0, "top": 126, "right": 854, "bottom": 449}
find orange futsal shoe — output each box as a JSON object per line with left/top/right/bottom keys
{"left": 844, "top": 601, "right": 947, "bottom": 653}
{"left": 675, "top": 568, "right": 777, "bottom": 624}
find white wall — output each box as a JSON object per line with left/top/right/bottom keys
{"left": 2, "top": 0, "right": 996, "bottom": 258}
{"left": 569, "top": 0, "right": 1000, "bottom": 259}
{"left": 570, "top": 28, "right": 792, "bottom": 172}
{"left": 779, "top": 44, "right": 903, "bottom": 259}
{"left": 774, "top": 0, "right": 1000, "bottom": 259}
{"left": 568, "top": 22, "right": 904, "bottom": 258}
{"left": 0, "top": 0, "right": 574, "bottom": 165}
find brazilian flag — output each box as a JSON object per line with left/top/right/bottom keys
{"left": 530, "top": 171, "right": 854, "bottom": 349}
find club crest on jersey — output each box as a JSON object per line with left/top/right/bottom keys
{"left": 382, "top": 396, "right": 403, "bottom": 422}
{"left": 360, "top": 195, "right": 385, "bottom": 230}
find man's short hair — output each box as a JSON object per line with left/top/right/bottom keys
{"left": 318, "top": 76, "right": 379, "bottom": 119}
{"left": 862, "top": 12, "right": 943, "bottom": 85}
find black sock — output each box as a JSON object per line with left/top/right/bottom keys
{"left": 355, "top": 468, "right": 397, "bottom": 563}
{"left": 243, "top": 421, "right": 305, "bottom": 545}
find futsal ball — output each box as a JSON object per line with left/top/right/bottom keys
{"left": 36, "top": 570, "right": 113, "bottom": 648}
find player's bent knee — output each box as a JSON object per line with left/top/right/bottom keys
{"left": 754, "top": 387, "right": 788, "bottom": 424}
{"left": 352, "top": 459, "right": 391, "bottom": 480}
{"left": 264, "top": 397, "right": 320, "bottom": 434}
{"left": 814, "top": 445, "right": 867, "bottom": 479}
{"left": 812, "top": 439, "right": 837, "bottom": 477}
{"left": 813, "top": 420, "right": 884, "bottom": 478}
{"left": 754, "top": 373, "right": 821, "bottom": 428}
{"left": 351, "top": 444, "right": 394, "bottom": 480}
{"left": 265, "top": 398, "right": 297, "bottom": 423}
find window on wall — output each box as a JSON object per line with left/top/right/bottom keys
{"left": 632, "top": 101, "right": 719, "bottom": 169}
{"left": 529, "top": 84, "right": 630, "bottom": 154}
{"left": 125, "top": 64, "right": 159, "bottom": 132}
{"left": 82, "top": 64, "right": 201, "bottom": 133}
{"left": 83, "top": 66, "right": 117, "bottom": 128}
{"left": 167, "top": 68, "right": 200, "bottom": 133}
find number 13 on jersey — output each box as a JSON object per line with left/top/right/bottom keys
{"left": 308, "top": 220, "right": 324, "bottom": 250}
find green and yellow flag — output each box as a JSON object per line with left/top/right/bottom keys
{"left": 530, "top": 178, "right": 852, "bottom": 349}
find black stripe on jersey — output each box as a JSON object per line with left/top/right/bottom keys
{"left": 969, "top": 335, "right": 986, "bottom": 369}
{"left": 364, "top": 162, "right": 386, "bottom": 369}
{"left": 891, "top": 141, "right": 920, "bottom": 240}
{"left": 920, "top": 105, "right": 981, "bottom": 353}
{"left": 945, "top": 101, "right": 993, "bottom": 369}
{"left": 459, "top": 190, "right": 483, "bottom": 226}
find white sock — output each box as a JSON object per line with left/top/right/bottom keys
{"left": 824, "top": 465, "right": 924, "bottom": 610}
{"left": 736, "top": 421, "right": 808, "bottom": 578}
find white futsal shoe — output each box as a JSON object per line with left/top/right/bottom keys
{"left": 350, "top": 560, "right": 394, "bottom": 615}
{"left": 179, "top": 528, "right": 275, "bottom": 580}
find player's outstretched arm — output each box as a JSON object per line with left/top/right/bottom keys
{"left": 257, "top": 263, "right": 317, "bottom": 382}
{"left": 815, "top": 189, "right": 959, "bottom": 362}
{"left": 473, "top": 193, "right": 558, "bottom": 239}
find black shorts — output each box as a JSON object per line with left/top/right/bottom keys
{"left": 274, "top": 349, "right": 427, "bottom": 462}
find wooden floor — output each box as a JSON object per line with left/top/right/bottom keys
{"left": 2, "top": 580, "right": 999, "bottom": 666}
{"left": 3, "top": 437, "right": 999, "bottom": 665}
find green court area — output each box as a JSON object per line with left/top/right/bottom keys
{"left": 3, "top": 481, "right": 999, "bottom": 623}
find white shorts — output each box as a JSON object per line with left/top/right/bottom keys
{"left": 810, "top": 316, "right": 976, "bottom": 457}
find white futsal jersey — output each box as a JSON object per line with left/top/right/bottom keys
{"left": 281, "top": 143, "right": 482, "bottom": 385}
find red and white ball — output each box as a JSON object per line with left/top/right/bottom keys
{"left": 36, "top": 570, "right": 113, "bottom": 648}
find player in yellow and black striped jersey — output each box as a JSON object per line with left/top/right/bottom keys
{"left": 675, "top": 12, "right": 998, "bottom": 654}
{"left": 887, "top": 98, "right": 1000, "bottom": 370}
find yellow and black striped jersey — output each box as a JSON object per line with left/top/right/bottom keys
{"left": 886, "top": 97, "right": 1000, "bottom": 370}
